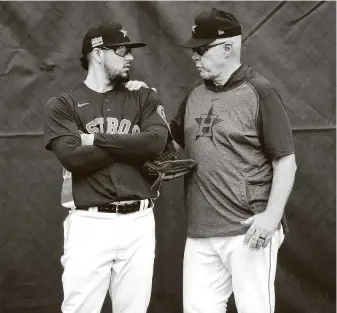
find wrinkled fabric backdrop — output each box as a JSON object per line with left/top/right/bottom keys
{"left": 0, "top": 1, "right": 335, "bottom": 313}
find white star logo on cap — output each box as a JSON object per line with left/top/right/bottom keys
{"left": 218, "top": 30, "right": 225, "bottom": 35}
{"left": 192, "top": 23, "right": 197, "bottom": 33}
{"left": 119, "top": 27, "right": 128, "bottom": 38}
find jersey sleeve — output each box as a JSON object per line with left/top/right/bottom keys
{"left": 258, "top": 91, "right": 295, "bottom": 160}
{"left": 44, "top": 96, "right": 80, "bottom": 150}
{"left": 93, "top": 125, "right": 168, "bottom": 164}
{"left": 140, "top": 90, "right": 170, "bottom": 132}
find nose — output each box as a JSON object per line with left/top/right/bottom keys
{"left": 192, "top": 51, "right": 200, "bottom": 61}
{"left": 125, "top": 53, "right": 133, "bottom": 61}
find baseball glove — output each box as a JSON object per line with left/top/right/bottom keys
{"left": 141, "top": 140, "right": 197, "bottom": 190}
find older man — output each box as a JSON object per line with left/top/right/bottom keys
{"left": 170, "top": 8, "right": 297, "bottom": 313}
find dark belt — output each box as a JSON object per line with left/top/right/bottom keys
{"left": 76, "top": 200, "right": 146, "bottom": 214}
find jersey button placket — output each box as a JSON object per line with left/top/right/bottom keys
{"left": 104, "top": 97, "right": 110, "bottom": 112}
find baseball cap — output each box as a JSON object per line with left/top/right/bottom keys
{"left": 180, "top": 8, "right": 242, "bottom": 49}
{"left": 82, "top": 22, "right": 146, "bottom": 55}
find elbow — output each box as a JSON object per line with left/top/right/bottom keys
{"left": 148, "top": 130, "right": 168, "bottom": 158}
{"left": 147, "top": 137, "right": 167, "bottom": 159}
{"left": 60, "top": 158, "right": 84, "bottom": 174}
{"left": 148, "top": 142, "right": 166, "bottom": 159}
{"left": 289, "top": 154, "right": 297, "bottom": 175}
{"left": 272, "top": 153, "right": 297, "bottom": 176}
{"left": 292, "top": 160, "right": 297, "bottom": 178}
{"left": 62, "top": 163, "right": 80, "bottom": 174}
{"left": 139, "top": 127, "right": 168, "bottom": 160}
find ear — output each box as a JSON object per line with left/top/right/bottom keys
{"left": 92, "top": 48, "right": 103, "bottom": 64}
{"left": 223, "top": 42, "right": 233, "bottom": 56}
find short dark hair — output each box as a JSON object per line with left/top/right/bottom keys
{"left": 80, "top": 54, "right": 89, "bottom": 71}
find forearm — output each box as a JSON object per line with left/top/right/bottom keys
{"left": 89, "top": 125, "right": 168, "bottom": 161}
{"left": 173, "top": 140, "right": 184, "bottom": 153}
{"left": 265, "top": 154, "right": 297, "bottom": 221}
{"left": 50, "top": 135, "right": 115, "bottom": 174}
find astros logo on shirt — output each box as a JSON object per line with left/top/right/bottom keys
{"left": 195, "top": 106, "right": 223, "bottom": 140}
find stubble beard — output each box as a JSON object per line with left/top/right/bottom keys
{"left": 105, "top": 64, "right": 126, "bottom": 81}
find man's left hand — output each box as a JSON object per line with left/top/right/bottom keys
{"left": 241, "top": 211, "right": 280, "bottom": 250}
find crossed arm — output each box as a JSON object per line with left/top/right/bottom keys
{"left": 50, "top": 125, "right": 168, "bottom": 175}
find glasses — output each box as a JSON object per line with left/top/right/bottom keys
{"left": 100, "top": 46, "right": 132, "bottom": 57}
{"left": 192, "top": 42, "right": 225, "bottom": 56}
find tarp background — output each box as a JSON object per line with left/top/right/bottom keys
{"left": 0, "top": 1, "right": 335, "bottom": 313}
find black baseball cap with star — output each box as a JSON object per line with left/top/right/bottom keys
{"left": 180, "top": 8, "right": 242, "bottom": 49}
{"left": 81, "top": 21, "right": 146, "bottom": 55}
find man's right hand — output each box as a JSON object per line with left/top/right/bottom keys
{"left": 125, "top": 80, "right": 157, "bottom": 93}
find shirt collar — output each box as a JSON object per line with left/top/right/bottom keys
{"left": 205, "top": 64, "right": 255, "bottom": 92}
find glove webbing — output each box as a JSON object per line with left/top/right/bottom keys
{"left": 151, "top": 172, "right": 165, "bottom": 190}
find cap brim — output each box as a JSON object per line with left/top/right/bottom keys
{"left": 179, "top": 37, "right": 214, "bottom": 49}
{"left": 106, "top": 42, "right": 146, "bottom": 48}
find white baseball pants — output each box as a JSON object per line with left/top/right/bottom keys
{"left": 183, "top": 228, "right": 284, "bottom": 313}
{"left": 60, "top": 206, "right": 155, "bottom": 313}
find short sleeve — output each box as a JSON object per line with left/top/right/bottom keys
{"left": 43, "top": 96, "right": 80, "bottom": 150}
{"left": 140, "top": 90, "right": 170, "bottom": 132}
{"left": 170, "top": 94, "right": 188, "bottom": 148}
{"left": 259, "top": 91, "right": 295, "bottom": 160}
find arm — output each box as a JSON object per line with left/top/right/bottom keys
{"left": 242, "top": 91, "right": 296, "bottom": 249}
{"left": 50, "top": 135, "right": 115, "bottom": 174}
{"left": 170, "top": 93, "right": 189, "bottom": 149}
{"left": 260, "top": 91, "right": 297, "bottom": 222}
{"left": 83, "top": 90, "right": 169, "bottom": 163}
{"left": 266, "top": 154, "right": 297, "bottom": 223}
{"left": 242, "top": 154, "right": 297, "bottom": 250}
{"left": 44, "top": 96, "right": 115, "bottom": 174}
{"left": 172, "top": 140, "right": 184, "bottom": 154}
{"left": 170, "top": 81, "right": 203, "bottom": 148}
{"left": 82, "top": 125, "right": 168, "bottom": 163}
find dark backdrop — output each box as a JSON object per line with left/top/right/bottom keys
{"left": 0, "top": 2, "right": 335, "bottom": 313}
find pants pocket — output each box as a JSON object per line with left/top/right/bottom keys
{"left": 244, "top": 179, "right": 272, "bottom": 214}
{"left": 63, "top": 211, "right": 73, "bottom": 250}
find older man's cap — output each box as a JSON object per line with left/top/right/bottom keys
{"left": 180, "top": 8, "right": 242, "bottom": 49}
{"left": 82, "top": 22, "right": 146, "bottom": 55}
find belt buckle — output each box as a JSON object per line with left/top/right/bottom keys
{"left": 115, "top": 203, "right": 120, "bottom": 214}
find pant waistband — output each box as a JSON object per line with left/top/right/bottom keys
{"left": 76, "top": 199, "right": 152, "bottom": 214}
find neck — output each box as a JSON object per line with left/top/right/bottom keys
{"left": 213, "top": 62, "right": 242, "bottom": 86}
{"left": 84, "top": 68, "right": 116, "bottom": 93}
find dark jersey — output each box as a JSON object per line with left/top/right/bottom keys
{"left": 44, "top": 82, "right": 169, "bottom": 207}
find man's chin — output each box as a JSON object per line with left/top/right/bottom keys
{"left": 113, "top": 73, "right": 129, "bottom": 83}
{"left": 199, "top": 72, "right": 208, "bottom": 79}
